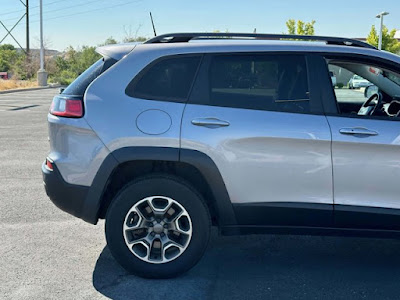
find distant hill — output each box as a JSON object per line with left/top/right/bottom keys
{"left": 16, "top": 48, "right": 62, "bottom": 57}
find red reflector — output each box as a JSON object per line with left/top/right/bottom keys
{"left": 46, "top": 159, "right": 53, "bottom": 171}
{"left": 50, "top": 98, "right": 83, "bottom": 118}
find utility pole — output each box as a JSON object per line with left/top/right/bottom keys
{"left": 26, "top": 0, "right": 29, "bottom": 55}
{"left": 0, "top": 1, "right": 28, "bottom": 54}
{"left": 376, "top": 11, "right": 389, "bottom": 50}
{"left": 37, "top": 0, "right": 47, "bottom": 86}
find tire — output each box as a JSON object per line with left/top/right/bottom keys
{"left": 105, "top": 175, "right": 211, "bottom": 278}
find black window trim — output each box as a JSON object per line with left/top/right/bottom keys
{"left": 188, "top": 51, "right": 326, "bottom": 116}
{"left": 125, "top": 53, "right": 204, "bottom": 103}
{"left": 319, "top": 52, "right": 400, "bottom": 121}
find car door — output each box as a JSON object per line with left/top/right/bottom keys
{"left": 323, "top": 54, "right": 400, "bottom": 229}
{"left": 181, "top": 52, "right": 333, "bottom": 227}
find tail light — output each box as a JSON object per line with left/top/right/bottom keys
{"left": 45, "top": 158, "right": 53, "bottom": 171}
{"left": 50, "top": 96, "right": 83, "bottom": 118}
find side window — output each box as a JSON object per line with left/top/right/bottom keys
{"left": 126, "top": 55, "right": 201, "bottom": 102}
{"left": 207, "top": 54, "right": 310, "bottom": 113}
{"left": 327, "top": 59, "right": 400, "bottom": 119}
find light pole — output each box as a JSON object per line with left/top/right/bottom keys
{"left": 376, "top": 11, "right": 389, "bottom": 50}
{"left": 37, "top": 0, "right": 47, "bottom": 86}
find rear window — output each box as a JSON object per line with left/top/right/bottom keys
{"left": 126, "top": 55, "right": 201, "bottom": 102}
{"left": 62, "top": 58, "right": 115, "bottom": 96}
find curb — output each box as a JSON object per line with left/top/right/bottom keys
{"left": 0, "top": 84, "right": 61, "bottom": 95}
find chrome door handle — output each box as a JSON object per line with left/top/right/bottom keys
{"left": 191, "top": 118, "right": 230, "bottom": 128}
{"left": 339, "top": 127, "right": 378, "bottom": 136}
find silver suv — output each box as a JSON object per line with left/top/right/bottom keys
{"left": 42, "top": 33, "right": 400, "bottom": 278}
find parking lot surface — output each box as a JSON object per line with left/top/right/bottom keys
{"left": 1, "top": 88, "right": 400, "bottom": 300}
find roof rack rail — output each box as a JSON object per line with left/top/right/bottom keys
{"left": 145, "top": 32, "right": 376, "bottom": 49}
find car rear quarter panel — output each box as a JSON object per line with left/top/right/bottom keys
{"left": 84, "top": 46, "right": 186, "bottom": 155}
{"left": 47, "top": 114, "right": 110, "bottom": 186}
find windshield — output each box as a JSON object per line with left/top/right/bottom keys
{"left": 386, "top": 71, "right": 400, "bottom": 87}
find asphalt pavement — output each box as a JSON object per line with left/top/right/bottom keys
{"left": 1, "top": 88, "right": 400, "bottom": 300}
{"left": 334, "top": 87, "right": 366, "bottom": 103}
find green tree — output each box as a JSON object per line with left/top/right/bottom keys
{"left": 0, "top": 44, "right": 39, "bottom": 79}
{"left": 286, "top": 19, "right": 316, "bottom": 35}
{"left": 50, "top": 45, "right": 101, "bottom": 85}
{"left": 102, "top": 37, "right": 118, "bottom": 45}
{"left": 122, "top": 36, "right": 147, "bottom": 43}
{"left": 366, "top": 25, "right": 400, "bottom": 53}
{"left": 0, "top": 45, "right": 21, "bottom": 72}
{"left": 0, "top": 44, "right": 16, "bottom": 51}
{"left": 77, "top": 46, "right": 101, "bottom": 73}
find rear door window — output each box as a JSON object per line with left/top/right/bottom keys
{"left": 208, "top": 54, "right": 310, "bottom": 113}
{"left": 126, "top": 55, "right": 201, "bottom": 102}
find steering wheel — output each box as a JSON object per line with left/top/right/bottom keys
{"left": 358, "top": 92, "right": 383, "bottom": 116}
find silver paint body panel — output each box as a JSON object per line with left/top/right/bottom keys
{"left": 181, "top": 105, "right": 333, "bottom": 204}
{"left": 47, "top": 114, "right": 110, "bottom": 186}
{"left": 47, "top": 40, "right": 400, "bottom": 210}
{"left": 328, "top": 116, "right": 400, "bottom": 209}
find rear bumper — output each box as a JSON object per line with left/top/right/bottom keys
{"left": 42, "top": 161, "right": 89, "bottom": 220}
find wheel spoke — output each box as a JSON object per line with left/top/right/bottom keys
{"left": 171, "top": 209, "right": 184, "bottom": 223}
{"left": 148, "top": 196, "right": 173, "bottom": 214}
{"left": 123, "top": 210, "right": 143, "bottom": 230}
{"left": 125, "top": 227, "right": 149, "bottom": 244}
{"left": 129, "top": 240, "right": 150, "bottom": 259}
{"left": 148, "top": 238, "right": 164, "bottom": 262}
{"left": 163, "top": 239, "right": 185, "bottom": 261}
{"left": 167, "top": 229, "right": 190, "bottom": 248}
{"left": 164, "top": 204, "right": 184, "bottom": 223}
{"left": 165, "top": 239, "right": 185, "bottom": 250}
{"left": 174, "top": 211, "right": 192, "bottom": 234}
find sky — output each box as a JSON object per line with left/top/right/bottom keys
{"left": 0, "top": 0, "right": 399, "bottom": 51}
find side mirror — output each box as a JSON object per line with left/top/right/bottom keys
{"left": 364, "top": 85, "right": 378, "bottom": 98}
{"left": 59, "top": 88, "right": 65, "bottom": 94}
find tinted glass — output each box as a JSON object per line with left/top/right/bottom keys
{"left": 208, "top": 54, "right": 310, "bottom": 113}
{"left": 127, "top": 56, "right": 201, "bottom": 102}
{"left": 63, "top": 59, "right": 104, "bottom": 96}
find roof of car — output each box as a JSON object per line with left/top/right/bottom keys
{"left": 145, "top": 32, "right": 375, "bottom": 49}
{"left": 134, "top": 41, "right": 400, "bottom": 64}
{"left": 96, "top": 33, "right": 400, "bottom": 65}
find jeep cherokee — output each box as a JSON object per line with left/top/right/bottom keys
{"left": 43, "top": 32, "right": 400, "bottom": 278}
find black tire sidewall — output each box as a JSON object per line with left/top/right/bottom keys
{"left": 105, "top": 176, "right": 211, "bottom": 278}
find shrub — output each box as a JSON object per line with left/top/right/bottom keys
{"left": 50, "top": 70, "right": 76, "bottom": 85}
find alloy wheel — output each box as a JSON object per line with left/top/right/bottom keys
{"left": 123, "top": 196, "right": 193, "bottom": 264}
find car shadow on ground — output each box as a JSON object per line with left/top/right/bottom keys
{"left": 93, "top": 230, "right": 400, "bottom": 300}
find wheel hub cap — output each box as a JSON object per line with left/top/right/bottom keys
{"left": 153, "top": 223, "right": 163, "bottom": 234}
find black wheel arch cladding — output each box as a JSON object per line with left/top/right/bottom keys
{"left": 80, "top": 146, "right": 237, "bottom": 226}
